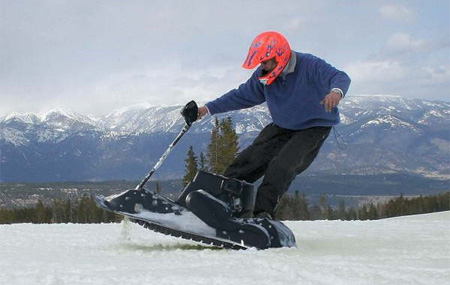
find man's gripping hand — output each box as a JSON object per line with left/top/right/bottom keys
{"left": 197, "top": 106, "right": 209, "bottom": 120}
{"left": 320, "top": 90, "right": 342, "bottom": 112}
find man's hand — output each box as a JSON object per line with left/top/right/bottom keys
{"left": 197, "top": 106, "right": 209, "bottom": 120}
{"left": 320, "top": 91, "right": 342, "bottom": 112}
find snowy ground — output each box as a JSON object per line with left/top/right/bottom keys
{"left": 1, "top": 212, "right": 449, "bottom": 285}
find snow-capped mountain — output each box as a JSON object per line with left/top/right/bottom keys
{"left": 1, "top": 95, "right": 449, "bottom": 181}
{"left": 1, "top": 108, "right": 101, "bottom": 145}
{"left": 97, "top": 103, "right": 272, "bottom": 135}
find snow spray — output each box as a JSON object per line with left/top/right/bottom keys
{"left": 120, "top": 216, "right": 132, "bottom": 242}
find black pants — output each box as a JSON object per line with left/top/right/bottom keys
{"left": 224, "top": 123, "right": 331, "bottom": 216}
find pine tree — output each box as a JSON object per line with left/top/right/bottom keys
{"left": 319, "top": 194, "right": 329, "bottom": 219}
{"left": 155, "top": 181, "right": 162, "bottom": 194}
{"left": 291, "top": 192, "right": 301, "bottom": 220}
{"left": 337, "top": 199, "right": 347, "bottom": 220}
{"left": 87, "top": 196, "right": 102, "bottom": 223}
{"left": 291, "top": 191, "right": 310, "bottom": 220}
{"left": 198, "top": 152, "right": 208, "bottom": 171}
{"left": 207, "top": 117, "right": 221, "bottom": 173}
{"left": 36, "top": 200, "right": 48, "bottom": 223}
{"left": 218, "top": 117, "right": 239, "bottom": 172}
{"left": 51, "top": 199, "right": 65, "bottom": 223}
{"left": 367, "top": 203, "right": 379, "bottom": 220}
{"left": 207, "top": 116, "right": 239, "bottom": 174}
{"left": 0, "top": 209, "right": 14, "bottom": 224}
{"left": 183, "top": 146, "right": 198, "bottom": 186}
{"left": 309, "top": 205, "right": 323, "bottom": 220}
{"left": 275, "top": 194, "right": 292, "bottom": 220}
{"left": 64, "top": 199, "right": 73, "bottom": 223}
{"left": 359, "top": 204, "right": 369, "bottom": 220}
{"left": 77, "top": 195, "right": 90, "bottom": 223}
{"left": 299, "top": 192, "right": 310, "bottom": 220}
{"left": 347, "top": 207, "right": 358, "bottom": 220}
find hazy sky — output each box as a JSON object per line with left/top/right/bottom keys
{"left": 1, "top": 0, "right": 449, "bottom": 116}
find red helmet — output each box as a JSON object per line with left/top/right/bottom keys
{"left": 242, "top": 31, "right": 291, "bottom": 85}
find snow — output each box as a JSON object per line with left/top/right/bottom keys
{"left": 2, "top": 112, "right": 40, "bottom": 124}
{"left": 361, "top": 115, "right": 419, "bottom": 131}
{"left": 1, "top": 211, "right": 449, "bottom": 285}
{"left": 2, "top": 96, "right": 449, "bottom": 141}
{"left": 0, "top": 127, "right": 30, "bottom": 146}
{"left": 40, "top": 108, "right": 96, "bottom": 126}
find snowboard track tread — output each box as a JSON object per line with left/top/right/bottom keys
{"left": 130, "top": 217, "right": 248, "bottom": 250}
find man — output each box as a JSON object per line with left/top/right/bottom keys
{"left": 195, "top": 31, "right": 351, "bottom": 219}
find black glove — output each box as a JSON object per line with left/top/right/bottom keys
{"left": 181, "top": 100, "right": 198, "bottom": 126}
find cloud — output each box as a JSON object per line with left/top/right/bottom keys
{"left": 421, "top": 65, "right": 450, "bottom": 85}
{"left": 345, "top": 28, "right": 450, "bottom": 98}
{"left": 379, "top": 4, "right": 414, "bottom": 21}
{"left": 70, "top": 62, "right": 253, "bottom": 115}
{"left": 283, "top": 17, "right": 308, "bottom": 33}
{"left": 386, "top": 33, "right": 424, "bottom": 52}
{"left": 1, "top": 0, "right": 449, "bottom": 116}
{"left": 345, "top": 60, "right": 406, "bottom": 83}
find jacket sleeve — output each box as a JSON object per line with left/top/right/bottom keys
{"left": 309, "top": 56, "right": 351, "bottom": 96}
{"left": 206, "top": 71, "right": 266, "bottom": 115}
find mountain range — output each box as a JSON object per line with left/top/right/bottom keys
{"left": 1, "top": 95, "right": 449, "bottom": 182}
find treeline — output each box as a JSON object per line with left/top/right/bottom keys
{"left": 275, "top": 191, "right": 450, "bottom": 221}
{"left": 0, "top": 195, "right": 119, "bottom": 224}
{"left": 1, "top": 192, "right": 448, "bottom": 224}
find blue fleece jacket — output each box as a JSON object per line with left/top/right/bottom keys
{"left": 206, "top": 52, "right": 351, "bottom": 130}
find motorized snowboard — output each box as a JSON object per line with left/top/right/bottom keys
{"left": 95, "top": 171, "right": 296, "bottom": 250}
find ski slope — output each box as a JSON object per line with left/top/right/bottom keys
{"left": 1, "top": 211, "right": 449, "bottom": 285}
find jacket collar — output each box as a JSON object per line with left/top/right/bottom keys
{"left": 282, "top": 50, "right": 297, "bottom": 76}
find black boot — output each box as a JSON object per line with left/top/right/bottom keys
{"left": 185, "top": 190, "right": 271, "bottom": 249}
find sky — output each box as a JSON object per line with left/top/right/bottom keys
{"left": 1, "top": 0, "right": 449, "bottom": 116}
